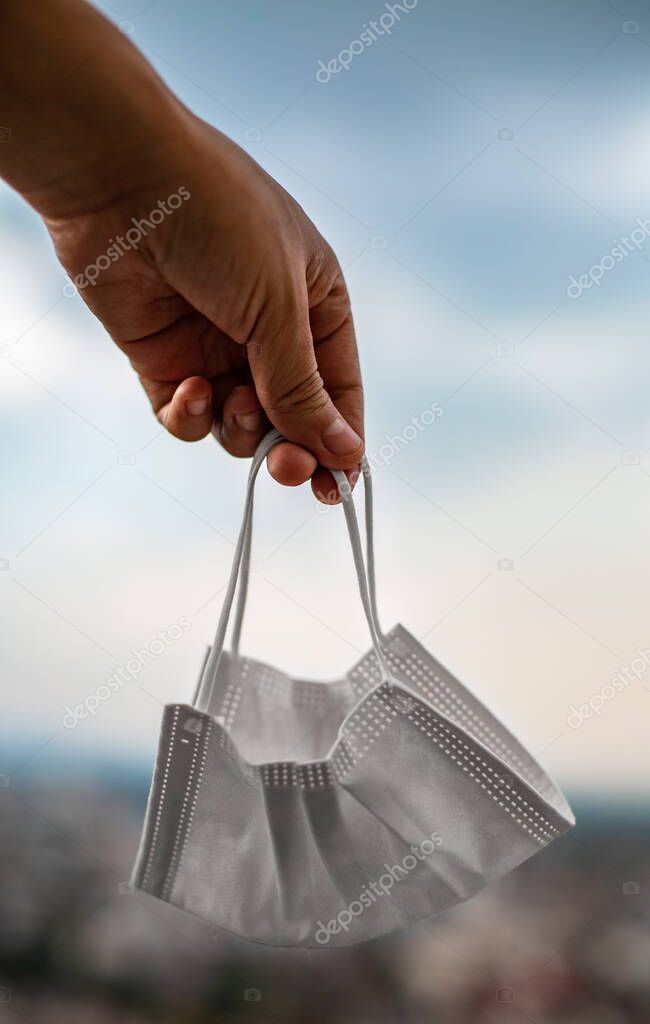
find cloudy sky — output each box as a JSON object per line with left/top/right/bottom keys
{"left": 2, "top": 0, "right": 650, "bottom": 797}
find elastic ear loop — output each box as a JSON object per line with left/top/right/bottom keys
{"left": 194, "top": 429, "right": 283, "bottom": 712}
{"left": 231, "top": 457, "right": 383, "bottom": 658}
{"left": 195, "top": 433, "right": 390, "bottom": 712}
{"left": 330, "top": 468, "right": 392, "bottom": 683}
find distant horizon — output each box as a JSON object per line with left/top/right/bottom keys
{"left": 2, "top": 731, "right": 648, "bottom": 818}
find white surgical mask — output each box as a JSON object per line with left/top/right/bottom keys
{"left": 132, "top": 430, "right": 574, "bottom": 947}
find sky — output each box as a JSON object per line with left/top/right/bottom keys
{"left": 2, "top": 0, "right": 650, "bottom": 797}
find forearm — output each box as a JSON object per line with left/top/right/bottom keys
{"left": 0, "top": 0, "right": 189, "bottom": 220}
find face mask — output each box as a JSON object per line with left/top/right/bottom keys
{"left": 132, "top": 429, "right": 574, "bottom": 947}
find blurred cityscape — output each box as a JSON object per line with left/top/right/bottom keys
{"left": 0, "top": 772, "right": 648, "bottom": 1023}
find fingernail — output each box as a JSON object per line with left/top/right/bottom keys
{"left": 322, "top": 416, "right": 362, "bottom": 456}
{"left": 186, "top": 398, "right": 209, "bottom": 417}
{"left": 234, "top": 411, "right": 262, "bottom": 433}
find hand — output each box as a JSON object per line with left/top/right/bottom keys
{"left": 48, "top": 117, "right": 364, "bottom": 501}
{"left": 0, "top": 0, "right": 364, "bottom": 501}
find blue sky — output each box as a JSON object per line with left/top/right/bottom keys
{"left": 2, "top": 0, "right": 650, "bottom": 796}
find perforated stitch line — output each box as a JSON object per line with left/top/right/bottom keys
{"left": 348, "top": 634, "right": 536, "bottom": 787}
{"left": 260, "top": 761, "right": 298, "bottom": 787}
{"left": 161, "top": 720, "right": 202, "bottom": 900}
{"left": 256, "top": 759, "right": 338, "bottom": 789}
{"left": 401, "top": 667, "right": 531, "bottom": 781}
{"left": 246, "top": 661, "right": 348, "bottom": 708}
{"left": 298, "top": 760, "right": 334, "bottom": 789}
{"left": 412, "top": 717, "right": 551, "bottom": 845}
{"left": 407, "top": 721, "right": 551, "bottom": 845}
{"left": 439, "top": 718, "right": 560, "bottom": 838}
{"left": 339, "top": 688, "right": 398, "bottom": 764}
{"left": 141, "top": 706, "right": 179, "bottom": 889}
{"left": 391, "top": 646, "right": 532, "bottom": 779}
{"left": 348, "top": 651, "right": 382, "bottom": 697}
{"left": 169, "top": 719, "right": 213, "bottom": 901}
{"left": 379, "top": 627, "right": 530, "bottom": 768}
{"left": 406, "top": 701, "right": 558, "bottom": 831}
{"left": 253, "top": 683, "right": 341, "bottom": 709}
{"left": 331, "top": 741, "right": 355, "bottom": 781}
{"left": 405, "top": 702, "right": 558, "bottom": 843}
{"left": 219, "top": 665, "right": 243, "bottom": 730}
{"left": 354, "top": 684, "right": 559, "bottom": 842}
{"left": 382, "top": 633, "right": 531, "bottom": 770}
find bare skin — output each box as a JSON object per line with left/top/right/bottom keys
{"left": 0, "top": 0, "right": 364, "bottom": 501}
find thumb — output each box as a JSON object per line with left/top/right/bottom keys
{"left": 247, "top": 303, "right": 364, "bottom": 471}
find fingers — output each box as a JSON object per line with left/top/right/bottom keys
{"left": 217, "top": 386, "right": 317, "bottom": 483}
{"left": 152, "top": 376, "right": 319, "bottom": 488}
{"left": 215, "top": 386, "right": 317, "bottom": 485}
{"left": 247, "top": 280, "right": 364, "bottom": 473}
{"left": 157, "top": 376, "right": 214, "bottom": 441}
{"left": 214, "top": 384, "right": 266, "bottom": 457}
{"left": 267, "top": 442, "right": 318, "bottom": 487}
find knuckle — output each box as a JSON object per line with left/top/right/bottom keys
{"left": 307, "top": 240, "right": 336, "bottom": 284}
{"left": 260, "top": 368, "right": 329, "bottom": 418}
{"left": 307, "top": 244, "right": 345, "bottom": 302}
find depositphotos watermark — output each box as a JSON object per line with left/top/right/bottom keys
{"left": 366, "top": 401, "right": 443, "bottom": 470}
{"left": 63, "top": 186, "right": 191, "bottom": 296}
{"left": 62, "top": 617, "right": 191, "bottom": 728}
{"left": 316, "top": 0, "right": 418, "bottom": 83}
{"left": 314, "top": 829, "right": 442, "bottom": 944}
{"left": 567, "top": 646, "right": 650, "bottom": 728}
{"left": 315, "top": 400, "right": 443, "bottom": 511}
{"left": 566, "top": 217, "right": 650, "bottom": 299}
{"left": 314, "top": 401, "right": 443, "bottom": 511}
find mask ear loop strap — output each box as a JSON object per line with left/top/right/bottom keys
{"left": 194, "top": 429, "right": 283, "bottom": 712}
{"left": 360, "top": 457, "right": 382, "bottom": 642}
{"left": 195, "top": 431, "right": 390, "bottom": 712}
{"left": 330, "top": 469, "right": 391, "bottom": 682}
{"left": 230, "top": 509, "right": 253, "bottom": 660}
{"left": 230, "top": 457, "right": 383, "bottom": 659}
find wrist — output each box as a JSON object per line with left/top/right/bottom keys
{"left": 0, "top": 0, "right": 193, "bottom": 221}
